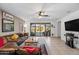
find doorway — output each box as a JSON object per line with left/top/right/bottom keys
{"left": 30, "top": 23, "right": 51, "bottom": 36}
{"left": 57, "top": 21, "right": 61, "bottom": 38}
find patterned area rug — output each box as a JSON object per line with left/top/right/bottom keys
{"left": 15, "top": 44, "right": 48, "bottom": 55}
{"left": 0, "top": 44, "right": 48, "bottom": 55}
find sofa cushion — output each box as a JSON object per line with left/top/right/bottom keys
{"left": 4, "top": 42, "right": 18, "bottom": 48}
{"left": 17, "top": 33, "right": 24, "bottom": 37}
{"left": 24, "top": 33, "right": 28, "bottom": 36}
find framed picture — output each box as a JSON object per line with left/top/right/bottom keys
{"left": 2, "top": 11, "right": 14, "bottom": 32}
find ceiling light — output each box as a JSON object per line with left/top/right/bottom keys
{"left": 41, "top": 12, "right": 44, "bottom": 15}
{"left": 24, "top": 24, "right": 27, "bottom": 27}
{"left": 38, "top": 16, "right": 42, "bottom": 18}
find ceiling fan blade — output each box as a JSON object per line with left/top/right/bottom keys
{"left": 41, "top": 15, "right": 49, "bottom": 17}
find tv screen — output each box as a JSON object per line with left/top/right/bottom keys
{"left": 65, "top": 19, "right": 79, "bottom": 31}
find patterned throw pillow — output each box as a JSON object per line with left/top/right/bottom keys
{"left": 3, "top": 37, "right": 7, "bottom": 44}
{"left": 0, "top": 37, "right": 6, "bottom": 48}
{"left": 11, "top": 34, "right": 19, "bottom": 41}
{"left": 6, "top": 37, "right": 12, "bottom": 41}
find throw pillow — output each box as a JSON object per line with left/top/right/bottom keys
{"left": 0, "top": 37, "right": 6, "bottom": 48}
{"left": 11, "top": 34, "right": 19, "bottom": 41}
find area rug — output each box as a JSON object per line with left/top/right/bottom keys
{"left": 0, "top": 44, "right": 48, "bottom": 55}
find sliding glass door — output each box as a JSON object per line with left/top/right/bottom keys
{"left": 36, "top": 24, "right": 41, "bottom": 36}
{"left": 40, "top": 24, "right": 46, "bottom": 36}
{"left": 30, "top": 24, "right": 36, "bottom": 36}
{"left": 46, "top": 24, "right": 51, "bottom": 36}
{"left": 30, "top": 23, "right": 51, "bottom": 36}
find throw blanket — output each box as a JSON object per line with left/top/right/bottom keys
{"left": 22, "top": 46, "right": 41, "bottom": 54}
{"left": 17, "top": 37, "right": 27, "bottom": 46}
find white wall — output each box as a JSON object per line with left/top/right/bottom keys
{"left": 0, "top": 10, "right": 25, "bottom": 36}
{"left": 57, "top": 21, "right": 61, "bottom": 37}
{"left": 52, "top": 20, "right": 58, "bottom": 37}
{"left": 61, "top": 10, "right": 79, "bottom": 41}
{"left": 25, "top": 18, "right": 58, "bottom": 37}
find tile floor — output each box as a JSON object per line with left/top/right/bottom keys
{"left": 50, "top": 37, "right": 79, "bottom": 55}
{"left": 28, "top": 37, "right": 79, "bottom": 55}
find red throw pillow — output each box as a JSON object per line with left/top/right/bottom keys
{"left": 0, "top": 37, "right": 5, "bottom": 48}
{"left": 22, "top": 46, "right": 41, "bottom": 54}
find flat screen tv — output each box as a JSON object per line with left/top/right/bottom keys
{"left": 65, "top": 19, "right": 79, "bottom": 31}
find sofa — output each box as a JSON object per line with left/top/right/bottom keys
{"left": 0, "top": 33, "right": 28, "bottom": 54}
{"left": 0, "top": 34, "right": 47, "bottom": 55}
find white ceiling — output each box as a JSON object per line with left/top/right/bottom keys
{"left": 0, "top": 3, "right": 79, "bottom": 21}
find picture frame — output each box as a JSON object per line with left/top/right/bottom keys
{"left": 2, "top": 11, "right": 14, "bottom": 32}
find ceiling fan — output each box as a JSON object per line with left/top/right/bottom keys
{"left": 38, "top": 10, "right": 49, "bottom": 17}
{"left": 33, "top": 4, "right": 49, "bottom": 18}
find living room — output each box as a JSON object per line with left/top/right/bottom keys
{"left": 1, "top": 3, "right": 79, "bottom": 55}
{"left": 0, "top": 3, "right": 55, "bottom": 55}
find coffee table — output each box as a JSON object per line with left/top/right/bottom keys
{"left": 25, "top": 41, "right": 38, "bottom": 46}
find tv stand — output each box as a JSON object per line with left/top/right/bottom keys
{"left": 65, "top": 33, "right": 78, "bottom": 48}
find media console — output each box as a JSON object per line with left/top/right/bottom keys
{"left": 65, "top": 33, "right": 78, "bottom": 48}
